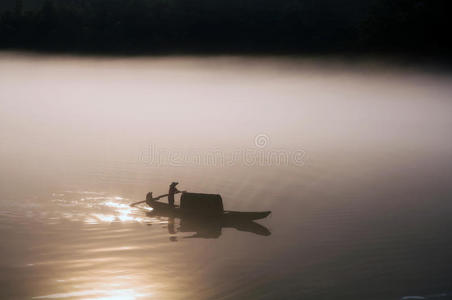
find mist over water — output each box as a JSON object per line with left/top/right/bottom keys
{"left": 1, "top": 53, "right": 452, "bottom": 299}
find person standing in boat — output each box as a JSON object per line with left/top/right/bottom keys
{"left": 168, "top": 182, "right": 181, "bottom": 208}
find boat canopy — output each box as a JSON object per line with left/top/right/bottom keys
{"left": 180, "top": 192, "right": 224, "bottom": 215}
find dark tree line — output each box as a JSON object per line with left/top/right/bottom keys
{"left": 362, "top": 0, "right": 451, "bottom": 56}
{"left": 0, "top": 0, "right": 450, "bottom": 55}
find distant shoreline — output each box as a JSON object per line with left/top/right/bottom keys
{"left": 1, "top": 49, "right": 451, "bottom": 73}
{"left": 1, "top": 0, "right": 450, "bottom": 61}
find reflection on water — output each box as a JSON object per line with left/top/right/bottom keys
{"left": 1, "top": 191, "right": 204, "bottom": 300}
{"left": 47, "top": 191, "right": 153, "bottom": 224}
{"left": 147, "top": 212, "right": 271, "bottom": 240}
{"left": 33, "top": 288, "right": 153, "bottom": 300}
{"left": 1, "top": 54, "right": 452, "bottom": 299}
{"left": 0, "top": 190, "right": 272, "bottom": 299}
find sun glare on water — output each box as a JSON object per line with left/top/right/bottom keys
{"left": 48, "top": 191, "right": 154, "bottom": 224}
{"left": 33, "top": 288, "right": 153, "bottom": 299}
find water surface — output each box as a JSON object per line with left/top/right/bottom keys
{"left": 1, "top": 53, "right": 452, "bottom": 299}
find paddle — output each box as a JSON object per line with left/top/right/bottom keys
{"left": 130, "top": 200, "right": 146, "bottom": 207}
{"left": 129, "top": 191, "right": 185, "bottom": 207}
{"left": 130, "top": 194, "right": 167, "bottom": 207}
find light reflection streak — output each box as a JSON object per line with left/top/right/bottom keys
{"left": 84, "top": 217, "right": 99, "bottom": 224}
{"left": 23, "top": 190, "right": 190, "bottom": 300}
{"left": 104, "top": 201, "right": 132, "bottom": 209}
{"left": 49, "top": 191, "right": 154, "bottom": 225}
{"left": 91, "top": 214, "right": 115, "bottom": 222}
{"left": 86, "top": 246, "right": 138, "bottom": 253}
{"left": 33, "top": 288, "right": 152, "bottom": 299}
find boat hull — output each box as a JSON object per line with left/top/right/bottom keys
{"left": 146, "top": 200, "right": 270, "bottom": 221}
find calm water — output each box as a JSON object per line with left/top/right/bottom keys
{"left": 1, "top": 53, "right": 452, "bottom": 300}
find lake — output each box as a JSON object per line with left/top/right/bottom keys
{"left": 1, "top": 53, "right": 452, "bottom": 300}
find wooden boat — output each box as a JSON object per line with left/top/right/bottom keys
{"left": 146, "top": 200, "right": 271, "bottom": 221}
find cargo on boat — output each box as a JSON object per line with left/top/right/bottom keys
{"left": 180, "top": 192, "right": 224, "bottom": 215}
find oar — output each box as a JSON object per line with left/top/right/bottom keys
{"left": 130, "top": 191, "right": 186, "bottom": 207}
{"left": 129, "top": 192, "right": 179, "bottom": 207}
{"left": 130, "top": 195, "right": 166, "bottom": 207}
{"left": 130, "top": 200, "right": 146, "bottom": 207}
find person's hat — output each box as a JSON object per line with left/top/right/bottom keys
{"left": 170, "top": 182, "right": 179, "bottom": 186}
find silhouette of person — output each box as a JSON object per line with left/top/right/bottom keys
{"left": 145, "top": 192, "right": 157, "bottom": 206}
{"left": 168, "top": 182, "right": 180, "bottom": 208}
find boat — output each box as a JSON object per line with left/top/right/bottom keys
{"left": 141, "top": 192, "right": 271, "bottom": 238}
{"left": 146, "top": 200, "right": 271, "bottom": 221}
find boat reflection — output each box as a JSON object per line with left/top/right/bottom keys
{"left": 146, "top": 212, "right": 271, "bottom": 239}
